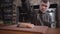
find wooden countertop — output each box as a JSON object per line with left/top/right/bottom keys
{"left": 0, "top": 24, "right": 49, "bottom": 34}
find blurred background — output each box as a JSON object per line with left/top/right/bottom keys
{"left": 0, "top": 0, "right": 60, "bottom": 28}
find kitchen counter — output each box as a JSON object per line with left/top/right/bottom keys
{"left": 0, "top": 24, "right": 49, "bottom": 34}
